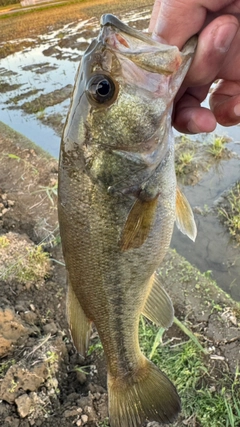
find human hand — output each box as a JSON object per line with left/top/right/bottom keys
{"left": 149, "top": 1, "right": 240, "bottom": 133}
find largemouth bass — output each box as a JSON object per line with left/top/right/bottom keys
{"left": 58, "top": 14, "right": 197, "bottom": 427}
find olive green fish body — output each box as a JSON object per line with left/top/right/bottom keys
{"left": 59, "top": 145, "right": 175, "bottom": 364}
{"left": 58, "top": 14, "right": 197, "bottom": 427}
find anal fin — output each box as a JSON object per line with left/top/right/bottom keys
{"left": 67, "top": 279, "right": 91, "bottom": 356}
{"left": 142, "top": 273, "right": 174, "bottom": 329}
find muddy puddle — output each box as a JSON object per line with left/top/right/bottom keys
{"left": 1, "top": 6, "right": 240, "bottom": 301}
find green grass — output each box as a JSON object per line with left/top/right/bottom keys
{"left": 0, "top": 242, "right": 50, "bottom": 284}
{"left": 218, "top": 182, "right": 240, "bottom": 244}
{"left": 208, "top": 135, "right": 227, "bottom": 158}
{"left": 32, "top": 183, "right": 58, "bottom": 205}
{"left": 139, "top": 317, "right": 240, "bottom": 427}
{"left": 175, "top": 151, "right": 195, "bottom": 176}
{"left": 0, "top": 359, "right": 15, "bottom": 379}
{"left": 98, "top": 419, "right": 110, "bottom": 427}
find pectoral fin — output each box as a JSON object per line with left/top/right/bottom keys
{"left": 67, "top": 278, "right": 91, "bottom": 356}
{"left": 142, "top": 273, "right": 174, "bottom": 329}
{"left": 120, "top": 196, "right": 158, "bottom": 251}
{"left": 175, "top": 186, "right": 197, "bottom": 242}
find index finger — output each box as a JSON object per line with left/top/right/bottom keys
{"left": 149, "top": 0, "right": 206, "bottom": 47}
{"left": 149, "top": 0, "right": 235, "bottom": 48}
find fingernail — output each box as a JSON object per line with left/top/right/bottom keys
{"left": 187, "top": 120, "right": 201, "bottom": 134}
{"left": 213, "top": 23, "right": 238, "bottom": 53}
{"left": 234, "top": 104, "right": 240, "bottom": 116}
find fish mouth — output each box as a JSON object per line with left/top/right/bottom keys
{"left": 100, "top": 14, "right": 157, "bottom": 46}
{"left": 99, "top": 14, "right": 187, "bottom": 77}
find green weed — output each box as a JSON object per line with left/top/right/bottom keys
{"left": 175, "top": 151, "right": 194, "bottom": 176}
{"left": 74, "top": 365, "right": 90, "bottom": 375}
{"left": 2, "top": 152, "right": 38, "bottom": 175}
{"left": 97, "top": 419, "right": 110, "bottom": 427}
{"left": 87, "top": 341, "right": 103, "bottom": 356}
{"left": 218, "top": 182, "right": 240, "bottom": 243}
{"left": 208, "top": 135, "right": 227, "bottom": 158}
{"left": 33, "top": 183, "right": 58, "bottom": 205}
{"left": 0, "top": 235, "right": 10, "bottom": 248}
{"left": 0, "top": 359, "right": 15, "bottom": 378}
{"left": 179, "top": 134, "right": 192, "bottom": 144}
{"left": 1, "top": 243, "right": 50, "bottom": 284}
{"left": 139, "top": 317, "right": 239, "bottom": 426}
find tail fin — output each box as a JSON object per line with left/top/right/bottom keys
{"left": 108, "top": 357, "right": 180, "bottom": 427}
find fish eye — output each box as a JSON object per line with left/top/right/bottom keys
{"left": 86, "top": 74, "right": 117, "bottom": 105}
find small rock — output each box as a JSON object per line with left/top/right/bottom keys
{"left": 2, "top": 207, "right": 9, "bottom": 215}
{"left": 15, "top": 304, "right": 25, "bottom": 313}
{"left": 76, "top": 420, "right": 82, "bottom": 426}
{"left": 0, "top": 362, "right": 48, "bottom": 403}
{"left": 0, "top": 307, "right": 30, "bottom": 357}
{"left": 77, "top": 396, "right": 92, "bottom": 408}
{"left": 76, "top": 371, "right": 87, "bottom": 385}
{"left": 229, "top": 315, "right": 238, "bottom": 326}
{"left": 4, "top": 417, "right": 20, "bottom": 427}
{"left": 46, "top": 377, "right": 58, "bottom": 394}
{"left": 43, "top": 322, "right": 58, "bottom": 335}
{"left": 64, "top": 408, "right": 79, "bottom": 418}
{"left": 87, "top": 383, "right": 106, "bottom": 394}
{"left": 0, "top": 336, "right": 11, "bottom": 357}
{"left": 94, "top": 392, "right": 101, "bottom": 401}
{"left": 67, "top": 392, "right": 80, "bottom": 403}
{"left": 15, "top": 394, "right": 32, "bottom": 418}
{"left": 22, "top": 311, "right": 38, "bottom": 325}
{"left": 81, "top": 414, "right": 88, "bottom": 424}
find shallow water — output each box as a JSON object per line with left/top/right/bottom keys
{"left": 171, "top": 137, "right": 240, "bottom": 301}
{"left": 1, "top": 7, "right": 239, "bottom": 300}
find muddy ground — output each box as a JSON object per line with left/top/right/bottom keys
{"left": 0, "top": 1, "right": 240, "bottom": 426}
{"left": 0, "top": 0, "right": 153, "bottom": 55}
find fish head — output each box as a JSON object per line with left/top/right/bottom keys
{"left": 62, "top": 15, "right": 196, "bottom": 157}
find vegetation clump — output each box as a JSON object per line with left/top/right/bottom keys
{"left": 218, "top": 182, "right": 240, "bottom": 244}
{"left": 0, "top": 232, "right": 51, "bottom": 286}
{"left": 175, "top": 151, "right": 195, "bottom": 176}
{"left": 139, "top": 317, "right": 240, "bottom": 427}
{"left": 208, "top": 135, "right": 228, "bottom": 158}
